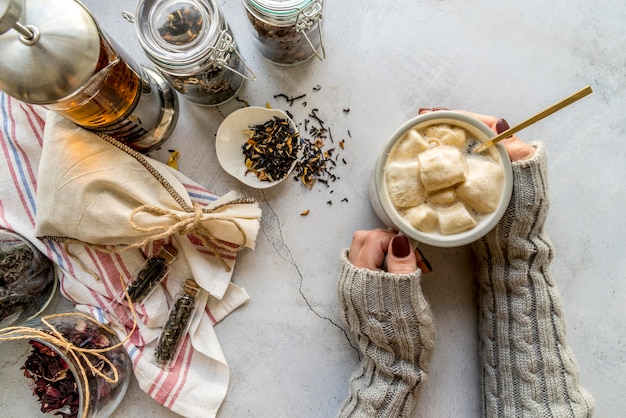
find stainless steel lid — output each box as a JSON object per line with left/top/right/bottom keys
{"left": 0, "top": 0, "right": 101, "bottom": 104}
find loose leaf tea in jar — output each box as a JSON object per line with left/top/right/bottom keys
{"left": 242, "top": 0, "right": 325, "bottom": 65}
{"left": 135, "top": 0, "right": 255, "bottom": 106}
{"left": 0, "top": 230, "right": 57, "bottom": 328}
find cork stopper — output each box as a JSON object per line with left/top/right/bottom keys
{"left": 182, "top": 279, "right": 200, "bottom": 297}
{"left": 159, "top": 244, "right": 178, "bottom": 264}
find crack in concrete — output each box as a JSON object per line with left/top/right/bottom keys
{"left": 260, "top": 191, "right": 359, "bottom": 356}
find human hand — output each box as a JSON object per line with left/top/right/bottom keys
{"left": 418, "top": 108, "right": 535, "bottom": 161}
{"left": 348, "top": 229, "right": 417, "bottom": 274}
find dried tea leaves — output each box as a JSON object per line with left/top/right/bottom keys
{"left": 158, "top": 6, "right": 204, "bottom": 45}
{"left": 242, "top": 117, "right": 300, "bottom": 182}
{"left": 0, "top": 234, "right": 56, "bottom": 327}
{"left": 293, "top": 108, "right": 344, "bottom": 189}
{"left": 155, "top": 279, "right": 200, "bottom": 366}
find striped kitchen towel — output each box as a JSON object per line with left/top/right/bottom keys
{"left": 0, "top": 91, "right": 260, "bottom": 417}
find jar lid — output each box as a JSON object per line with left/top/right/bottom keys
{"left": 247, "top": 0, "right": 315, "bottom": 13}
{"left": 135, "top": 0, "right": 222, "bottom": 70}
{"left": 0, "top": 0, "right": 100, "bottom": 104}
{"left": 244, "top": 0, "right": 320, "bottom": 25}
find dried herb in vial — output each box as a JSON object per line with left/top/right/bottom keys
{"left": 155, "top": 279, "right": 200, "bottom": 366}
{"left": 242, "top": 117, "right": 300, "bottom": 182}
{"left": 126, "top": 245, "right": 177, "bottom": 303}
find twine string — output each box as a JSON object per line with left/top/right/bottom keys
{"left": 0, "top": 280, "right": 138, "bottom": 418}
{"left": 60, "top": 198, "right": 253, "bottom": 278}
{"left": 127, "top": 201, "right": 249, "bottom": 271}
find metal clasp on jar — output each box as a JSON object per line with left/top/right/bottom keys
{"left": 209, "top": 30, "right": 256, "bottom": 81}
{"left": 294, "top": 0, "right": 325, "bottom": 61}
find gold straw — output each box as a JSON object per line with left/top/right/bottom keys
{"left": 472, "top": 85, "right": 593, "bottom": 154}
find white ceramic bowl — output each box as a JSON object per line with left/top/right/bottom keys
{"left": 216, "top": 106, "right": 300, "bottom": 189}
{"left": 369, "top": 111, "right": 513, "bottom": 247}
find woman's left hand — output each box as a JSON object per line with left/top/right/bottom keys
{"left": 348, "top": 229, "right": 417, "bottom": 274}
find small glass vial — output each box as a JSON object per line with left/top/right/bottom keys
{"left": 135, "top": 0, "right": 255, "bottom": 106}
{"left": 125, "top": 244, "right": 178, "bottom": 303}
{"left": 154, "top": 279, "right": 200, "bottom": 367}
{"left": 242, "top": 0, "right": 325, "bottom": 66}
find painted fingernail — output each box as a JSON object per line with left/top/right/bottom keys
{"left": 391, "top": 235, "right": 411, "bottom": 258}
{"left": 495, "top": 118, "right": 510, "bottom": 134}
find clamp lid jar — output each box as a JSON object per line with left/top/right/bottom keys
{"left": 0, "top": 313, "right": 132, "bottom": 417}
{"left": 242, "top": 0, "right": 325, "bottom": 66}
{"left": 135, "top": 0, "right": 255, "bottom": 106}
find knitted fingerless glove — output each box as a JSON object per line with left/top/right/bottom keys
{"left": 473, "top": 144, "right": 595, "bottom": 417}
{"left": 337, "top": 250, "right": 435, "bottom": 418}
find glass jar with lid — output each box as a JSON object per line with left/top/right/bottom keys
{"left": 242, "top": 0, "right": 325, "bottom": 66}
{"left": 0, "top": 313, "right": 132, "bottom": 417}
{"left": 134, "top": 0, "right": 255, "bottom": 106}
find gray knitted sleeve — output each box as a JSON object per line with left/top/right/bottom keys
{"left": 337, "top": 249, "right": 435, "bottom": 418}
{"left": 472, "top": 144, "right": 595, "bottom": 417}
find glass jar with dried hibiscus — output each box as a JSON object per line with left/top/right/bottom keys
{"left": 242, "top": 0, "right": 325, "bottom": 65}
{"left": 0, "top": 313, "right": 132, "bottom": 418}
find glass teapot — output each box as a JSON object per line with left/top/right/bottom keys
{"left": 0, "top": 0, "right": 178, "bottom": 152}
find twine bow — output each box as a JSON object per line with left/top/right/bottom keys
{"left": 128, "top": 199, "right": 253, "bottom": 271}
{"left": 0, "top": 313, "right": 132, "bottom": 418}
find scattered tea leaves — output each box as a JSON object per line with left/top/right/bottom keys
{"left": 273, "top": 93, "right": 306, "bottom": 107}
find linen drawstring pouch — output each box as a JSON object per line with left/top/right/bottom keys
{"left": 0, "top": 95, "right": 261, "bottom": 418}
{"left": 35, "top": 114, "right": 261, "bottom": 268}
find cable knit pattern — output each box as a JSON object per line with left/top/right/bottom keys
{"left": 472, "top": 144, "right": 595, "bottom": 417}
{"left": 337, "top": 250, "right": 435, "bottom": 418}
